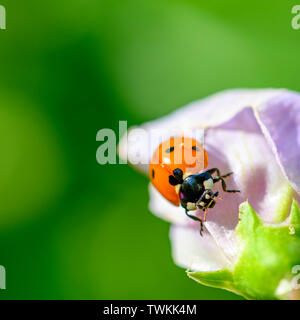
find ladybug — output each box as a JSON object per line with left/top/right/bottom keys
{"left": 149, "top": 137, "right": 240, "bottom": 235}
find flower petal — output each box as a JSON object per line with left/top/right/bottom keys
{"left": 149, "top": 184, "right": 190, "bottom": 226}
{"left": 118, "top": 89, "right": 285, "bottom": 174}
{"left": 206, "top": 107, "right": 295, "bottom": 224}
{"left": 256, "top": 91, "right": 300, "bottom": 193}
{"left": 119, "top": 89, "right": 299, "bottom": 273}
{"left": 170, "top": 225, "right": 230, "bottom": 272}
{"left": 149, "top": 107, "right": 295, "bottom": 262}
{"left": 208, "top": 109, "right": 296, "bottom": 262}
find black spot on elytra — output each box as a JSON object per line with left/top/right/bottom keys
{"left": 165, "top": 146, "right": 175, "bottom": 153}
{"left": 152, "top": 169, "right": 155, "bottom": 179}
{"left": 192, "top": 146, "right": 200, "bottom": 151}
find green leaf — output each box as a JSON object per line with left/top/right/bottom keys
{"left": 273, "top": 183, "right": 294, "bottom": 223}
{"left": 187, "top": 269, "right": 246, "bottom": 299}
{"left": 234, "top": 201, "right": 300, "bottom": 299}
{"left": 290, "top": 200, "right": 300, "bottom": 233}
{"left": 188, "top": 200, "right": 300, "bottom": 300}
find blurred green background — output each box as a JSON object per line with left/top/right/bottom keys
{"left": 0, "top": 0, "right": 299, "bottom": 299}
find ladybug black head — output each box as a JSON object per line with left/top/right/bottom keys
{"left": 169, "top": 168, "right": 184, "bottom": 186}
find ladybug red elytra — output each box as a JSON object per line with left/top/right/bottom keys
{"left": 149, "top": 137, "right": 240, "bottom": 235}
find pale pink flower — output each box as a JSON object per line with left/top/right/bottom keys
{"left": 119, "top": 89, "right": 300, "bottom": 299}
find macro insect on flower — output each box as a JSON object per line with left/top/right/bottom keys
{"left": 149, "top": 137, "right": 240, "bottom": 235}
{"left": 118, "top": 89, "right": 300, "bottom": 300}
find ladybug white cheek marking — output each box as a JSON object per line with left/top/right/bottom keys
{"left": 199, "top": 201, "right": 205, "bottom": 207}
{"left": 205, "top": 194, "right": 211, "bottom": 199}
{"left": 204, "top": 178, "right": 213, "bottom": 190}
{"left": 187, "top": 202, "right": 197, "bottom": 210}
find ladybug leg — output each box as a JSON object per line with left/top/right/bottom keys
{"left": 185, "top": 209, "right": 204, "bottom": 236}
{"left": 203, "top": 208, "right": 208, "bottom": 222}
{"left": 220, "top": 172, "right": 233, "bottom": 179}
{"left": 196, "top": 191, "right": 207, "bottom": 207}
{"left": 206, "top": 168, "right": 234, "bottom": 181}
{"left": 205, "top": 167, "right": 221, "bottom": 177}
{"left": 213, "top": 191, "right": 223, "bottom": 201}
{"left": 213, "top": 176, "right": 240, "bottom": 193}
